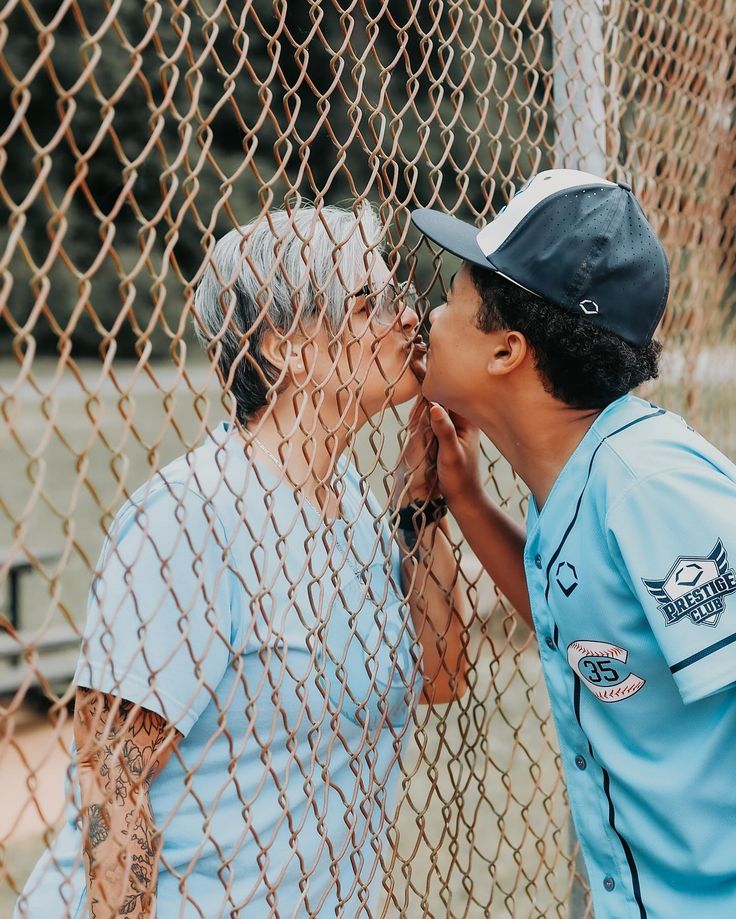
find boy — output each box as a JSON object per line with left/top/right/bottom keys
{"left": 412, "top": 169, "right": 736, "bottom": 918}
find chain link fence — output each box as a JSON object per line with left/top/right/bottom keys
{"left": 1, "top": 1, "right": 734, "bottom": 916}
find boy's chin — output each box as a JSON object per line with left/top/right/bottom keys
{"left": 420, "top": 368, "right": 438, "bottom": 402}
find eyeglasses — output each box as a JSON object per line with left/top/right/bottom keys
{"left": 355, "top": 280, "right": 417, "bottom": 327}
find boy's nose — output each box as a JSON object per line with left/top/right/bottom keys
{"left": 428, "top": 305, "right": 444, "bottom": 325}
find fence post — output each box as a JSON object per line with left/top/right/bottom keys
{"left": 552, "top": 0, "right": 608, "bottom": 174}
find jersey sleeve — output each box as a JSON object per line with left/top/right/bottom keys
{"left": 606, "top": 466, "right": 736, "bottom": 704}
{"left": 73, "top": 482, "right": 233, "bottom": 737}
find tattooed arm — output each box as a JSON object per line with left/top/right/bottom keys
{"left": 73, "top": 688, "right": 181, "bottom": 919}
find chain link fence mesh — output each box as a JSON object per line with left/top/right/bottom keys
{"left": 0, "top": 1, "right": 734, "bottom": 916}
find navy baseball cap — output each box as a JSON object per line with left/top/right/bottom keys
{"left": 411, "top": 168, "right": 670, "bottom": 347}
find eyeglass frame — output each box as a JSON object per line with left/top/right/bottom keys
{"left": 354, "top": 279, "right": 418, "bottom": 327}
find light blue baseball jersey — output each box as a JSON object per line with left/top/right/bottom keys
{"left": 524, "top": 393, "right": 736, "bottom": 919}
{"left": 16, "top": 422, "right": 420, "bottom": 918}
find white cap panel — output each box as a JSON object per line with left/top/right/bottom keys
{"left": 476, "top": 168, "right": 617, "bottom": 257}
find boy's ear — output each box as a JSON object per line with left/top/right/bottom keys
{"left": 486, "top": 330, "right": 528, "bottom": 377}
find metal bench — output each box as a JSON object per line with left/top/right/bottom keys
{"left": 0, "top": 550, "right": 79, "bottom": 696}
{"left": 0, "top": 624, "right": 80, "bottom": 695}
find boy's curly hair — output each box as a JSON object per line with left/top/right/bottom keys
{"left": 469, "top": 266, "right": 662, "bottom": 409}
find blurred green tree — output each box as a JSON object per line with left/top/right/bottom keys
{"left": 0, "top": 0, "right": 549, "bottom": 359}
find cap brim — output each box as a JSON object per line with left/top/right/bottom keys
{"left": 410, "top": 208, "right": 493, "bottom": 270}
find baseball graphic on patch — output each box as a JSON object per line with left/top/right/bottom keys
{"left": 567, "top": 640, "right": 646, "bottom": 702}
{"left": 642, "top": 540, "right": 736, "bottom": 628}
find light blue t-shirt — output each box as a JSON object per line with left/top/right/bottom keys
{"left": 16, "top": 423, "right": 421, "bottom": 918}
{"left": 525, "top": 394, "right": 736, "bottom": 919}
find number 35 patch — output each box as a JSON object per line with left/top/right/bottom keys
{"left": 567, "top": 640, "right": 646, "bottom": 702}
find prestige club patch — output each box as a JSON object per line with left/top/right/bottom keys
{"left": 642, "top": 540, "right": 736, "bottom": 628}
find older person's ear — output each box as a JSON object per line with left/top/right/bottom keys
{"left": 260, "top": 329, "right": 306, "bottom": 378}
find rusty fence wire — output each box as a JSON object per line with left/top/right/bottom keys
{"left": 0, "top": 0, "right": 734, "bottom": 916}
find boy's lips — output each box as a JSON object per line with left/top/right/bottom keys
{"left": 409, "top": 339, "right": 429, "bottom": 381}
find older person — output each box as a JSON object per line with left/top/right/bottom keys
{"left": 16, "top": 204, "right": 467, "bottom": 918}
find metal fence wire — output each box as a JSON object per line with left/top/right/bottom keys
{"left": 1, "top": 0, "right": 734, "bottom": 916}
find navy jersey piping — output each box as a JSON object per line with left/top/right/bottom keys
{"left": 670, "top": 631, "right": 736, "bottom": 674}
{"left": 544, "top": 407, "right": 666, "bottom": 602}
{"left": 545, "top": 405, "right": 664, "bottom": 916}
{"left": 601, "top": 767, "right": 648, "bottom": 919}
{"left": 573, "top": 676, "right": 649, "bottom": 919}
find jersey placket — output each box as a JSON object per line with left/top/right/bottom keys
{"left": 524, "top": 523, "right": 630, "bottom": 917}
{"left": 523, "top": 401, "right": 653, "bottom": 917}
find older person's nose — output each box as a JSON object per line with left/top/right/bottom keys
{"left": 399, "top": 300, "right": 420, "bottom": 331}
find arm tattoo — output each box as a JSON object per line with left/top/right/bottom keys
{"left": 75, "top": 688, "right": 176, "bottom": 917}
{"left": 86, "top": 803, "right": 109, "bottom": 848}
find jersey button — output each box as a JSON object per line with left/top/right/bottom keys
{"left": 544, "top": 636, "right": 555, "bottom": 651}
{"left": 575, "top": 755, "right": 587, "bottom": 770}
{"left": 534, "top": 553, "right": 543, "bottom": 569}
{"left": 603, "top": 875, "right": 615, "bottom": 892}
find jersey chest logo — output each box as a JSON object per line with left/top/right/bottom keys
{"left": 567, "top": 640, "right": 646, "bottom": 702}
{"left": 642, "top": 540, "right": 736, "bottom": 628}
{"left": 555, "top": 561, "right": 578, "bottom": 597}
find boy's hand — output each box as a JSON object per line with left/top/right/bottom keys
{"left": 395, "top": 397, "right": 441, "bottom": 504}
{"left": 428, "top": 403, "right": 483, "bottom": 506}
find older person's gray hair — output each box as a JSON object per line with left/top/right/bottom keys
{"left": 194, "top": 203, "right": 383, "bottom": 422}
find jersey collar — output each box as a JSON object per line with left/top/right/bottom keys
{"left": 527, "top": 393, "right": 649, "bottom": 531}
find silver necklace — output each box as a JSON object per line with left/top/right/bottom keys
{"left": 252, "top": 437, "right": 330, "bottom": 521}
{"left": 251, "top": 437, "right": 364, "bottom": 581}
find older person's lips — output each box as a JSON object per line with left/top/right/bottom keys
{"left": 408, "top": 338, "right": 428, "bottom": 381}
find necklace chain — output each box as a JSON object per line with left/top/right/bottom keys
{"left": 252, "top": 437, "right": 284, "bottom": 471}
{"left": 252, "top": 437, "right": 324, "bottom": 520}
{"left": 251, "top": 437, "right": 365, "bottom": 581}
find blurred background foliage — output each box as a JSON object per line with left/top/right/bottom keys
{"left": 0, "top": 0, "right": 552, "bottom": 360}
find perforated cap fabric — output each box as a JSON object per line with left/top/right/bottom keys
{"left": 411, "top": 169, "right": 670, "bottom": 346}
